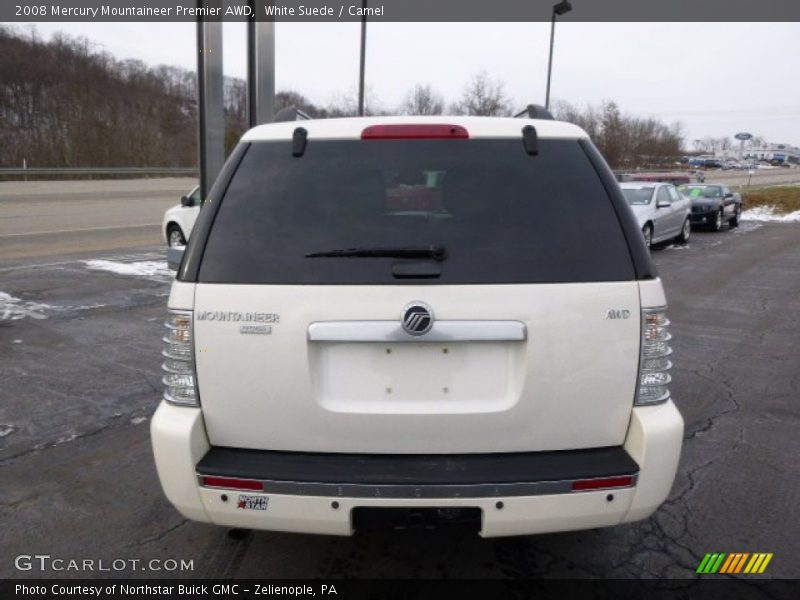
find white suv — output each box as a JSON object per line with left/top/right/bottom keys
{"left": 162, "top": 185, "right": 201, "bottom": 247}
{"left": 152, "top": 115, "right": 683, "bottom": 537}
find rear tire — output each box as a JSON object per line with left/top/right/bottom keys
{"left": 676, "top": 218, "right": 691, "bottom": 244}
{"left": 642, "top": 224, "right": 653, "bottom": 248}
{"left": 710, "top": 209, "right": 724, "bottom": 232}
{"left": 729, "top": 206, "right": 741, "bottom": 228}
{"left": 167, "top": 224, "right": 186, "bottom": 247}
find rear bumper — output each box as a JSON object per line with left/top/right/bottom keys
{"left": 150, "top": 400, "right": 683, "bottom": 537}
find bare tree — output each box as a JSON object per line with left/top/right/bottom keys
{"left": 400, "top": 84, "right": 444, "bottom": 115}
{"left": 450, "top": 71, "right": 511, "bottom": 117}
{"left": 0, "top": 26, "right": 337, "bottom": 169}
{"left": 553, "top": 99, "right": 684, "bottom": 169}
{"left": 0, "top": 25, "right": 198, "bottom": 168}
{"left": 275, "top": 90, "right": 326, "bottom": 117}
{"left": 695, "top": 136, "right": 735, "bottom": 155}
{"left": 552, "top": 99, "right": 600, "bottom": 139}
{"left": 325, "top": 86, "right": 386, "bottom": 117}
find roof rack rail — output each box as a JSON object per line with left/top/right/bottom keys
{"left": 514, "top": 104, "right": 554, "bottom": 120}
{"left": 273, "top": 107, "right": 312, "bottom": 123}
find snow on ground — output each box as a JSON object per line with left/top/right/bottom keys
{"left": 741, "top": 206, "right": 800, "bottom": 223}
{"left": 83, "top": 259, "right": 173, "bottom": 281}
{"left": 0, "top": 291, "right": 53, "bottom": 321}
{"left": 72, "top": 303, "right": 108, "bottom": 311}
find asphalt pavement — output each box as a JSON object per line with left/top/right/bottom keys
{"left": 0, "top": 181, "right": 798, "bottom": 579}
{"left": 0, "top": 178, "right": 195, "bottom": 262}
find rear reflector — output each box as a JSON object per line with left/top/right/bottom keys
{"left": 361, "top": 124, "right": 469, "bottom": 140}
{"left": 201, "top": 476, "right": 263, "bottom": 491}
{"left": 571, "top": 476, "right": 634, "bottom": 492}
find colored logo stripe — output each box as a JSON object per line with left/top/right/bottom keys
{"left": 697, "top": 553, "right": 773, "bottom": 574}
{"left": 744, "top": 553, "right": 773, "bottom": 574}
{"left": 697, "top": 553, "right": 726, "bottom": 574}
{"left": 720, "top": 553, "right": 749, "bottom": 573}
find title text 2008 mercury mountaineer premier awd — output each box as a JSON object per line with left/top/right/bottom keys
{"left": 151, "top": 113, "right": 683, "bottom": 537}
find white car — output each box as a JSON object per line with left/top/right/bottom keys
{"left": 152, "top": 114, "right": 683, "bottom": 537}
{"left": 162, "top": 185, "right": 201, "bottom": 247}
{"left": 620, "top": 182, "right": 692, "bottom": 247}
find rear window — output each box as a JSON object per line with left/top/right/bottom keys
{"left": 198, "top": 138, "right": 635, "bottom": 284}
{"left": 682, "top": 185, "right": 722, "bottom": 198}
{"left": 622, "top": 187, "right": 654, "bottom": 205}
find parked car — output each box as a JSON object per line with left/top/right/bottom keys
{"left": 620, "top": 182, "right": 692, "bottom": 247}
{"left": 152, "top": 115, "right": 683, "bottom": 537}
{"left": 679, "top": 184, "right": 742, "bottom": 231}
{"left": 162, "top": 185, "right": 201, "bottom": 247}
{"left": 687, "top": 158, "right": 705, "bottom": 169}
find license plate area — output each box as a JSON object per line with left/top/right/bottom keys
{"left": 309, "top": 342, "right": 523, "bottom": 415}
{"left": 352, "top": 506, "right": 482, "bottom": 532}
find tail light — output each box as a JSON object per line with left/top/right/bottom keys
{"left": 162, "top": 309, "right": 199, "bottom": 406}
{"left": 200, "top": 476, "right": 263, "bottom": 491}
{"left": 636, "top": 307, "right": 672, "bottom": 405}
{"left": 571, "top": 476, "right": 635, "bottom": 492}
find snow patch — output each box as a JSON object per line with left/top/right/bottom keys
{"left": 0, "top": 291, "right": 53, "bottom": 321}
{"left": 83, "top": 259, "right": 173, "bottom": 281}
{"left": 130, "top": 416, "right": 148, "bottom": 426}
{"left": 741, "top": 206, "right": 800, "bottom": 223}
{"left": 72, "top": 303, "right": 108, "bottom": 311}
{"left": 0, "top": 424, "right": 16, "bottom": 437}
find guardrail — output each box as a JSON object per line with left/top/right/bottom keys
{"left": 0, "top": 167, "right": 197, "bottom": 177}
{"left": 616, "top": 168, "right": 800, "bottom": 189}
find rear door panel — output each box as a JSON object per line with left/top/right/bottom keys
{"left": 194, "top": 282, "right": 640, "bottom": 454}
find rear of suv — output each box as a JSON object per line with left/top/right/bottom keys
{"left": 151, "top": 115, "right": 683, "bottom": 537}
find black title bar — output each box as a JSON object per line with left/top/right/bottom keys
{"left": 5, "top": 0, "right": 800, "bottom": 22}
{"left": 3, "top": 579, "right": 800, "bottom": 600}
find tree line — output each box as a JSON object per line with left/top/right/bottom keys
{"left": 693, "top": 135, "right": 767, "bottom": 155}
{"left": 1, "top": 26, "right": 686, "bottom": 170}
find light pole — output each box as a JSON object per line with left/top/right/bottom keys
{"left": 545, "top": 0, "right": 572, "bottom": 111}
{"left": 358, "top": 0, "right": 367, "bottom": 116}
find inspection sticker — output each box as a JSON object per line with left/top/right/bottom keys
{"left": 237, "top": 495, "right": 269, "bottom": 511}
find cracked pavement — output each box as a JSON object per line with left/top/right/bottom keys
{"left": 1, "top": 220, "right": 798, "bottom": 579}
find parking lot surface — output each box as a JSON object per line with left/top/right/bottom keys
{"left": 1, "top": 182, "right": 798, "bottom": 579}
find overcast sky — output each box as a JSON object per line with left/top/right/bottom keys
{"left": 12, "top": 21, "right": 800, "bottom": 146}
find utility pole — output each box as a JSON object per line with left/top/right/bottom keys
{"left": 358, "top": 0, "right": 367, "bottom": 116}
{"left": 545, "top": 1, "right": 572, "bottom": 111}
{"left": 247, "top": 13, "right": 275, "bottom": 128}
{"left": 196, "top": 6, "right": 224, "bottom": 199}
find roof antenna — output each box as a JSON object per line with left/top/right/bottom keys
{"left": 292, "top": 127, "right": 308, "bottom": 157}
{"left": 522, "top": 125, "right": 539, "bottom": 156}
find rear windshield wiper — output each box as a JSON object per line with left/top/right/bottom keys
{"left": 305, "top": 245, "right": 447, "bottom": 261}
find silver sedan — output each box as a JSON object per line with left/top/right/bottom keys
{"left": 620, "top": 182, "right": 692, "bottom": 247}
